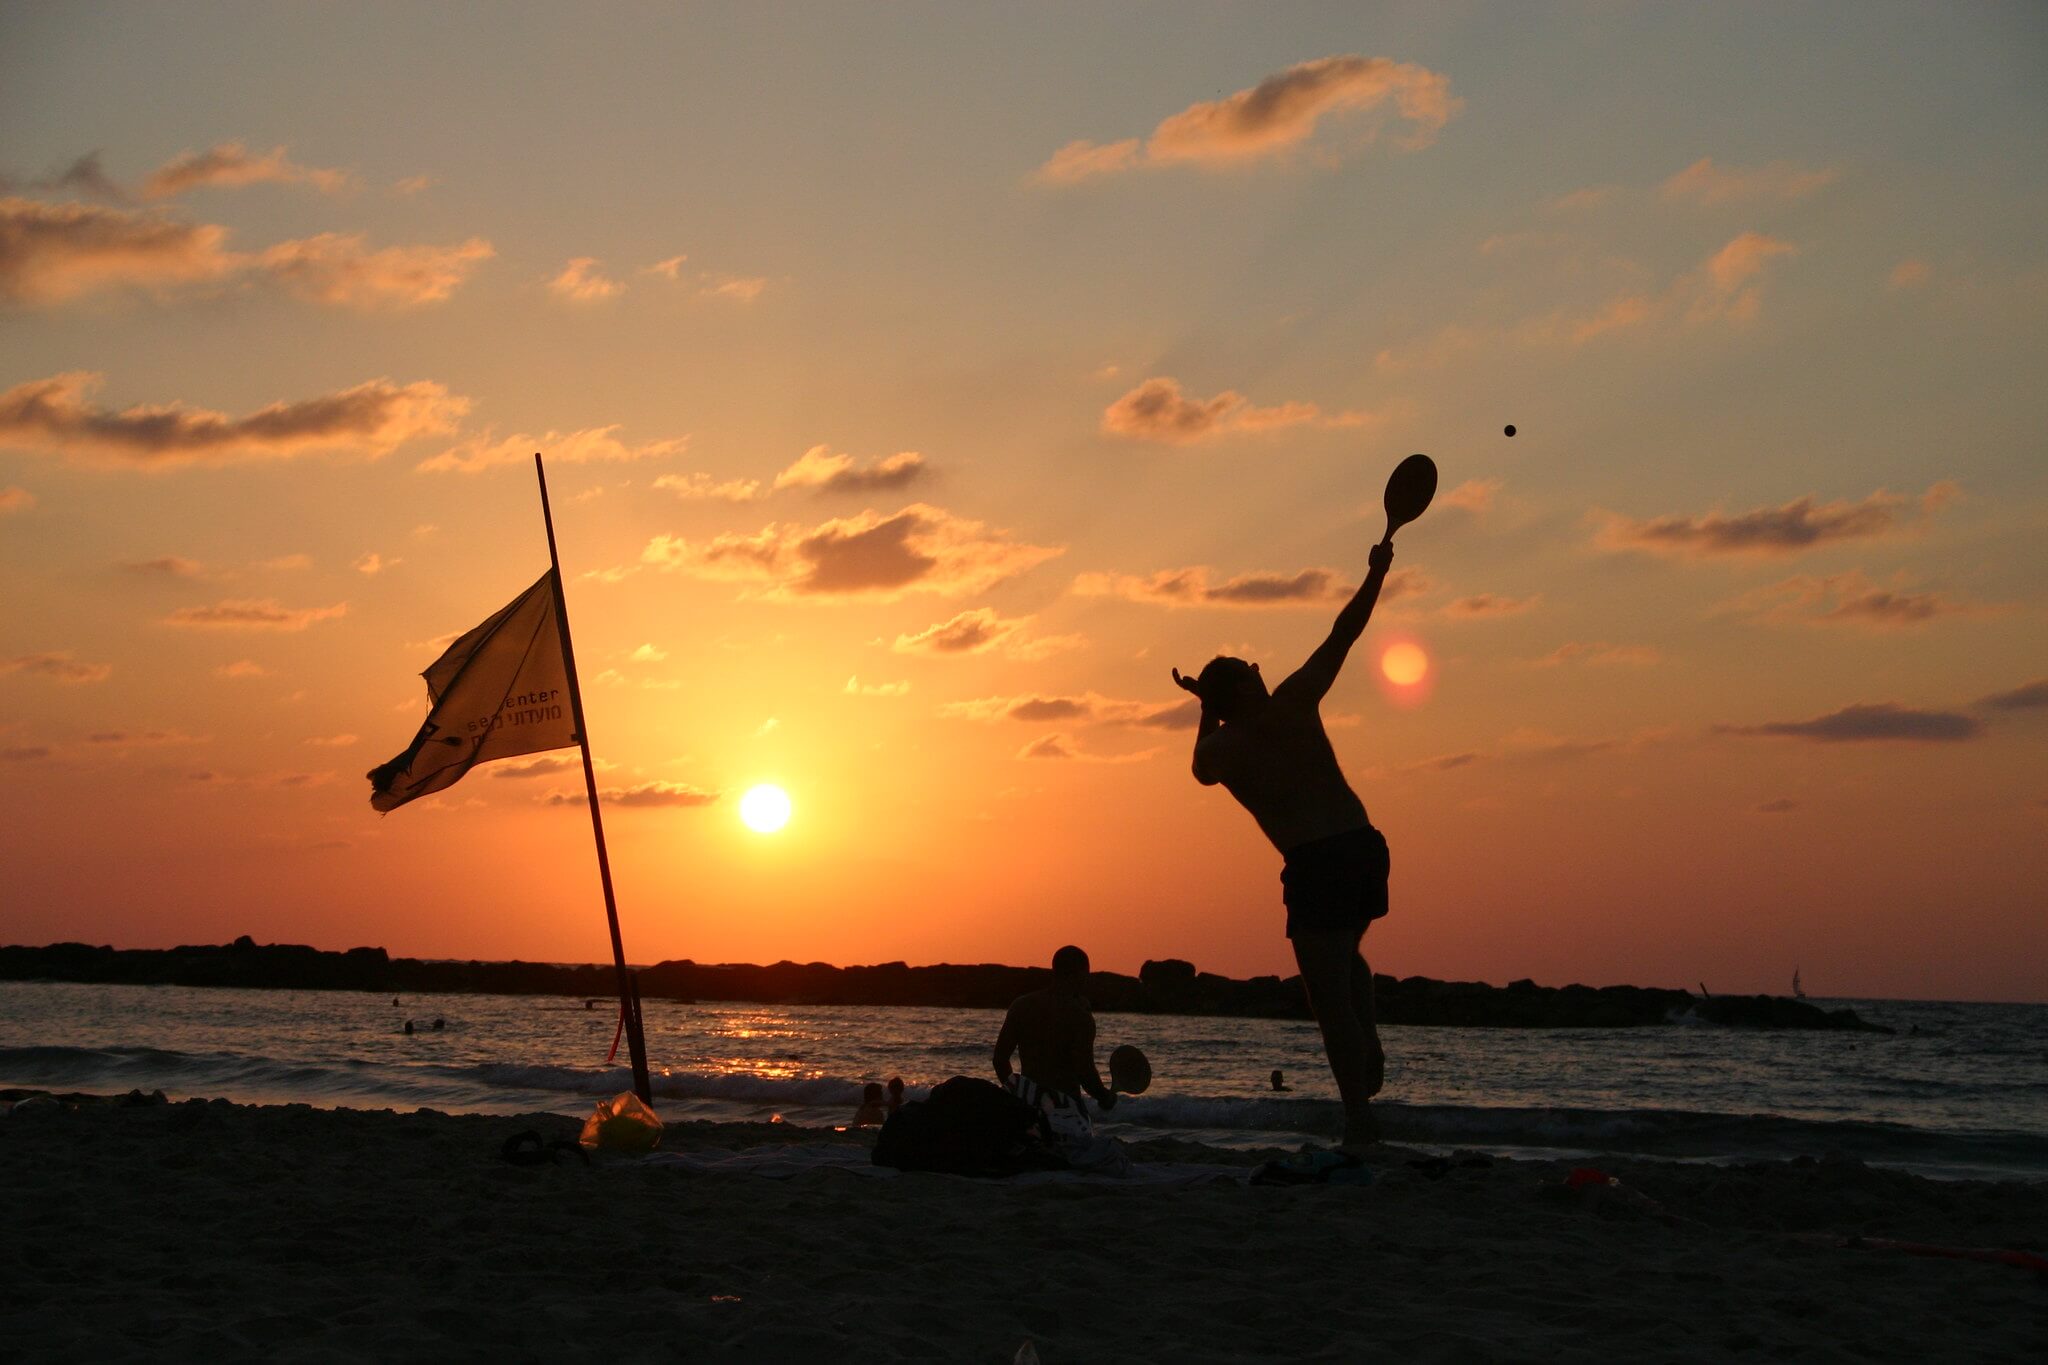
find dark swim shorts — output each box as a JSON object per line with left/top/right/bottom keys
{"left": 1280, "top": 825, "right": 1390, "bottom": 939}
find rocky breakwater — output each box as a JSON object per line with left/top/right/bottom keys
{"left": 0, "top": 941, "right": 1890, "bottom": 1031}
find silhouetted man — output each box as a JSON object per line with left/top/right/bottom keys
{"left": 992, "top": 945, "right": 1116, "bottom": 1112}
{"left": 1173, "top": 540, "right": 1396, "bottom": 1150}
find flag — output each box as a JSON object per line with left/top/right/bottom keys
{"left": 367, "top": 570, "right": 578, "bottom": 812}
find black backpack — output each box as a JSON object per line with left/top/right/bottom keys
{"left": 871, "top": 1076, "right": 1064, "bottom": 1176}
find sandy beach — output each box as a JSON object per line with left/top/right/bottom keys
{"left": 3, "top": 1093, "right": 2040, "bottom": 1362}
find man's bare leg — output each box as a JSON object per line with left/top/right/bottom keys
{"left": 1292, "top": 929, "right": 1379, "bottom": 1150}
{"left": 1351, "top": 945, "right": 1384, "bottom": 1098}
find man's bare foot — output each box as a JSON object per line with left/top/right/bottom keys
{"left": 1339, "top": 1106, "right": 1380, "bottom": 1153}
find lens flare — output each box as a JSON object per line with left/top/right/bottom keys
{"left": 739, "top": 784, "right": 792, "bottom": 833}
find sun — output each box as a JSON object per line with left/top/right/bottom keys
{"left": 739, "top": 784, "right": 792, "bottom": 834}
{"left": 1381, "top": 642, "right": 1430, "bottom": 687}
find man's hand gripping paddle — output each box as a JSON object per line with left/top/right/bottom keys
{"left": 1380, "top": 452, "right": 1438, "bottom": 548}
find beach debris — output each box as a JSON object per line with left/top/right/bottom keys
{"left": 1793, "top": 1234, "right": 2048, "bottom": 1278}
{"left": 578, "top": 1091, "right": 664, "bottom": 1152}
{"left": 1251, "top": 1149, "right": 1375, "bottom": 1186}
{"left": 499, "top": 1129, "right": 590, "bottom": 1167}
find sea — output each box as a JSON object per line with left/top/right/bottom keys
{"left": 2, "top": 982, "right": 2043, "bottom": 1182}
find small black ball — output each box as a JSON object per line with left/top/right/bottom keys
{"left": 1504, "top": 424, "right": 1516, "bottom": 437}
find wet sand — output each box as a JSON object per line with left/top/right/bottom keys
{"left": 2, "top": 1094, "right": 2041, "bottom": 1362}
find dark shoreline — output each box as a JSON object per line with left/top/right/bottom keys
{"left": 1, "top": 938, "right": 1888, "bottom": 1032}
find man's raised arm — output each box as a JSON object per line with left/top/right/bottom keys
{"left": 1173, "top": 668, "right": 1227, "bottom": 785}
{"left": 1281, "top": 541, "right": 1395, "bottom": 704}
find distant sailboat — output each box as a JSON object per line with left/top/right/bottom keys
{"left": 1793, "top": 968, "right": 1807, "bottom": 999}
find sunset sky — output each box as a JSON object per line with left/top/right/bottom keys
{"left": 4, "top": 3, "right": 2043, "bottom": 1002}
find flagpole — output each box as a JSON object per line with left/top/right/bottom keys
{"left": 535, "top": 452, "right": 653, "bottom": 1106}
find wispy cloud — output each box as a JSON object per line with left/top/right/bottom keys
{"left": 1036, "top": 55, "right": 1459, "bottom": 182}
{"left": 86, "top": 728, "right": 209, "bottom": 748}
{"left": 652, "top": 471, "right": 761, "bottom": 501}
{"left": 892, "top": 607, "right": 1082, "bottom": 660}
{"left": 1888, "top": 259, "right": 1931, "bottom": 291}
{"left": 640, "top": 504, "right": 1061, "bottom": 601}
{"left": 0, "top": 372, "right": 467, "bottom": 467}
{"left": 143, "top": 142, "right": 352, "bottom": 199}
{"left": 1, "top": 651, "right": 112, "bottom": 684}
{"left": 163, "top": 599, "right": 347, "bottom": 631}
{"left": 121, "top": 556, "right": 204, "bottom": 577}
{"left": 1596, "top": 483, "right": 1954, "bottom": 558}
{"left": 1527, "top": 642, "right": 1661, "bottom": 668}
{"left": 1440, "top": 478, "right": 1501, "bottom": 513}
{"left": 1724, "top": 571, "right": 1978, "bottom": 629}
{"left": 0, "top": 199, "right": 491, "bottom": 308}
{"left": 258, "top": 233, "right": 493, "bottom": 309}
{"left": 0, "top": 197, "right": 239, "bottom": 303}
{"left": 1101, "top": 377, "right": 1377, "bottom": 443}
{"left": 213, "top": 660, "right": 271, "bottom": 679}
{"left": 942, "top": 691, "right": 1197, "bottom": 730}
{"left": 1443, "top": 592, "right": 1537, "bottom": 619}
{"left": 421, "top": 424, "right": 685, "bottom": 474}
{"left": 305, "top": 733, "right": 358, "bottom": 748}
{"left": 773, "top": 446, "right": 928, "bottom": 495}
{"left": 548, "top": 257, "right": 623, "bottom": 302}
{"left": 1756, "top": 798, "right": 1800, "bottom": 814}
{"left": 1659, "top": 157, "right": 1838, "bottom": 205}
{"left": 0, "top": 485, "right": 33, "bottom": 513}
{"left": 1016, "top": 733, "right": 1159, "bottom": 763}
{"left": 845, "top": 675, "right": 911, "bottom": 697}
{"left": 1976, "top": 679, "right": 2048, "bottom": 711}
{"left": 700, "top": 273, "right": 768, "bottom": 301}
{"left": 545, "top": 781, "right": 718, "bottom": 808}
{"left": 1074, "top": 565, "right": 1351, "bottom": 608}
{"left": 1716, "top": 702, "right": 1981, "bottom": 743}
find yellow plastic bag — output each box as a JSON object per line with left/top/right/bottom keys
{"left": 578, "top": 1091, "right": 664, "bottom": 1152}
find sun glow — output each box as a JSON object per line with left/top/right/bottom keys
{"left": 1381, "top": 642, "right": 1430, "bottom": 687}
{"left": 739, "top": 784, "right": 792, "bottom": 834}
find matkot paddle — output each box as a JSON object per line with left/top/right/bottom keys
{"left": 1381, "top": 453, "right": 1438, "bottom": 546}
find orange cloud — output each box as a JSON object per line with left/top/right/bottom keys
{"left": 1597, "top": 483, "right": 1953, "bottom": 558}
{"left": 142, "top": 142, "right": 353, "bottom": 198}
{"left": 773, "top": 445, "right": 928, "bottom": 494}
{"left": 213, "top": 660, "right": 271, "bottom": 679}
{"left": 1717, "top": 702, "right": 1980, "bottom": 743}
{"left": 0, "top": 372, "right": 466, "bottom": 467}
{"left": 1073, "top": 565, "right": 1352, "bottom": 608}
{"left": 163, "top": 600, "right": 346, "bottom": 631}
{"left": 1443, "top": 593, "right": 1538, "bottom": 618}
{"left": 1528, "top": 642, "right": 1661, "bottom": 668}
{"left": 548, "top": 257, "right": 622, "bottom": 302}
{"left": 1, "top": 651, "right": 112, "bottom": 684}
{"left": 0, "top": 485, "right": 33, "bottom": 513}
{"left": 640, "top": 504, "right": 1062, "bottom": 601}
{"left": 258, "top": 233, "right": 494, "bottom": 309}
{"left": 1724, "top": 572, "right": 1979, "bottom": 629}
{"left": 421, "top": 424, "right": 687, "bottom": 474}
{"left": 892, "top": 607, "right": 1080, "bottom": 660}
{"left": 1440, "top": 477, "right": 1501, "bottom": 513}
{"left": 941, "top": 691, "right": 1189, "bottom": 728}
{"left": 651, "top": 471, "right": 762, "bottom": 502}
{"left": 0, "top": 197, "right": 238, "bottom": 303}
{"left": 701, "top": 273, "right": 768, "bottom": 301}
{"left": 1888, "top": 259, "right": 1931, "bottom": 290}
{"left": 545, "top": 781, "right": 719, "bottom": 808}
{"left": 1101, "top": 377, "right": 1374, "bottom": 443}
{"left": 0, "top": 199, "right": 492, "bottom": 308}
{"left": 844, "top": 676, "right": 911, "bottom": 697}
{"left": 1659, "top": 157, "right": 1838, "bottom": 205}
{"left": 1039, "top": 55, "right": 1459, "bottom": 181}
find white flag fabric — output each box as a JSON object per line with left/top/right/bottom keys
{"left": 367, "top": 570, "right": 578, "bottom": 812}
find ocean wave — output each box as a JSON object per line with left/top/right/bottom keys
{"left": 6, "top": 1045, "right": 2042, "bottom": 1178}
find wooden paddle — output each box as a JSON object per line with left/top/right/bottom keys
{"left": 1381, "top": 453, "right": 1438, "bottom": 546}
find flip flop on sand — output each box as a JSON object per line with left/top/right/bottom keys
{"left": 1250, "top": 1148, "right": 1376, "bottom": 1187}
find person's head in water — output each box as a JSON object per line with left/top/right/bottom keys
{"left": 1051, "top": 944, "right": 1089, "bottom": 991}
{"left": 1197, "top": 656, "right": 1268, "bottom": 722}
